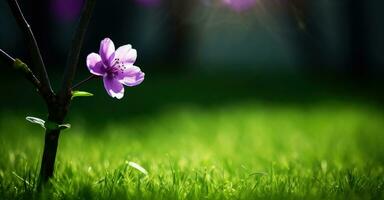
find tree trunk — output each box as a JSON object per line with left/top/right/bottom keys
{"left": 37, "top": 128, "right": 61, "bottom": 187}
{"left": 37, "top": 96, "right": 70, "bottom": 189}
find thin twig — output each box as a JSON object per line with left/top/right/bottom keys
{"left": 0, "top": 49, "right": 41, "bottom": 89}
{"left": 0, "top": 48, "right": 15, "bottom": 64}
{"left": 71, "top": 75, "right": 97, "bottom": 90}
{"left": 60, "top": 0, "right": 96, "bottom": 97}
{"left": 6, "top": 0, "right": 52, "bottom": 95}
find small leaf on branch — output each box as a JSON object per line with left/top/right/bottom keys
{"left": 26, "top": 116, "right": 71, "bottom": 131}
{"left": 13, "top": 59, "right": 30, "bottom": 73}
{"left": 71, "top": 90, "right": 94, "bottom": 99}
{"left": 26, "top": 116, "right": 45, "bottom": 128}
{"left": 58, "top": 124, "right": 71, "bottom": 130}
{"left": 45, "top": 121, "right": 71, "bottom": 131}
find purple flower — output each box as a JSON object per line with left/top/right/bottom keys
{"left": 134, "top": 0, "right": 161, "bottom": 7}
{"left": 86, "top": 38, "right": 145, "bottom": 99}
{"left": 223, "top": 0, "right": 256, "bottom": 12}
{"left": 51, "top": 0, "right": 84, "bottom": 22}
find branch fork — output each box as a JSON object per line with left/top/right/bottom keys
{"left": 1, "top": 0, "right": 96, "bottom": 189}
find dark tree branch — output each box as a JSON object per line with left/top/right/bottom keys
{"left": 6, "top": 0, "right": 53, "bottom": 95}
{"left": 0, "top": 48, "right": 14, "bottom": 64}
{"left": 60, "top": 0, "right": 96, "bottom": 97}
{"left": 37, "top": 0, "right": 96, "bottom": 189}
{"left": 4, "top": 0, "right": 97, "bottom": 190}
{"left": 0, "top": 49, "right": 41, "bottom": 90}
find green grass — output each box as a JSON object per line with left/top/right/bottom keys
{"left": 0, "top": 100, "right": 383, "bottom": 199}
{"left": 0, "top": 71, "right": 383, "bottom": 199}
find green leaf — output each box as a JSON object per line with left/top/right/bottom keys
{"left": 13, "top": 59, "right": 29, "bottom": 73}
{"left": 71, "top": 91, "right": 94, "bottom": 99}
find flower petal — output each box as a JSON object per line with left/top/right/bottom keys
{"left": 86, "top": 53, "right": 105, "bottom": 76}
{"left": 99, "top": 38, "right": 115, "bottom": 65}
{"left": 103, "top": 76, "right": 124, "bottom": 99}
{"left": 114, "top": 45, "right": 136, "bottom": 64}
{"left": 116, "top": 65, "right": 145, "bottom": 86}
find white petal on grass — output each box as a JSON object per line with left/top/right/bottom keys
{"left": 128, "top": 161, "right": 148, "bottom": 175}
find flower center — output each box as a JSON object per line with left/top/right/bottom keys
{"left": 107, "top": 58, "right": 128, "bottom": 78}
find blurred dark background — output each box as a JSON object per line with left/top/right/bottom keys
{"left": 0, "top": 0, "right": 383, "bottom": 120}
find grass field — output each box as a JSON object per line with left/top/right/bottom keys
{"left": 0, "top": 73, "right": 383, "bottom": 199}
